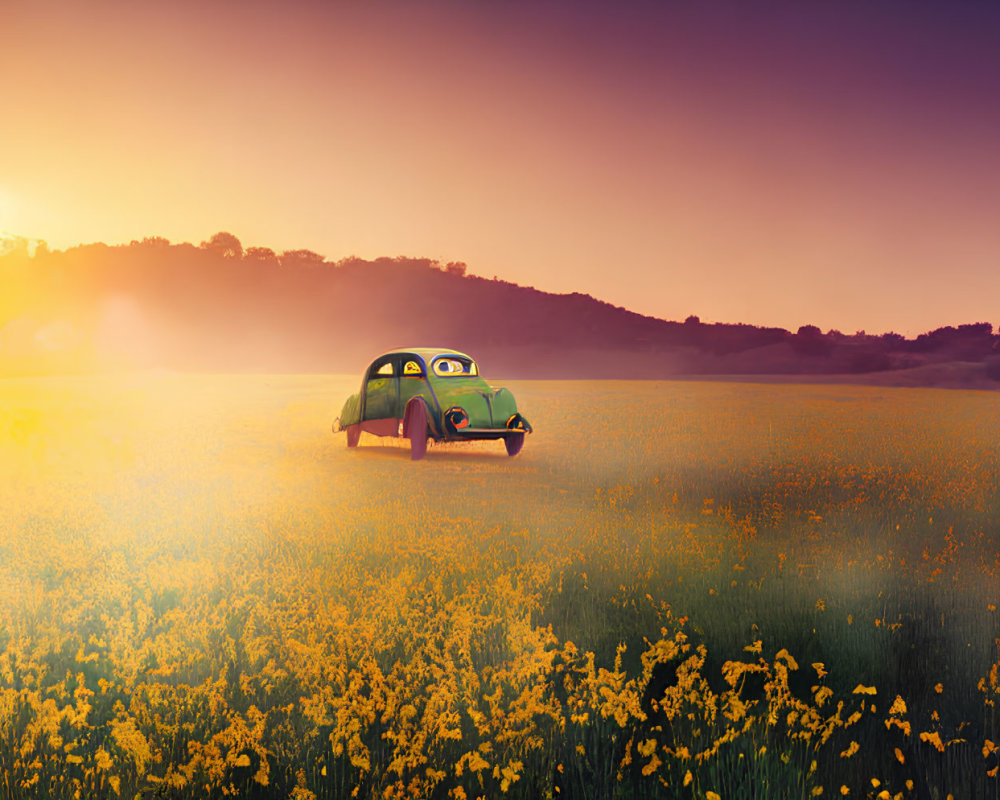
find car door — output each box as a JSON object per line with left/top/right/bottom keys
{"left": 363, "top": 356, "right": 399, "bottom": 421}
{"left": 397, "top": 355, "right": 428, "bottom": 411}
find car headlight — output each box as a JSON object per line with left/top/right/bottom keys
{"left": 506, "top": 414, "right": 526, "bottom": 431}
{"left": 445, "top": 406, "right": 470, "bottom": 431}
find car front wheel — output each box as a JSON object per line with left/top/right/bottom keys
{"left": 504, "top": 432, "right": 525, "bottom": 457}
{"left": 405, "top": 400, "right": 428, "bottom": 461}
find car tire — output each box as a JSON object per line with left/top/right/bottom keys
{"left": 346, "top": 425, "right": 360, "bottom": 448}
{"left": 504, "top": 432, "right": 525, "bottom": 457}
{"left": 405, "top": 401, "right": 428, "bottom": 461}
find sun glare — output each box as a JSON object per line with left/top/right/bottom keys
{"left": 0, "top": 189, "right": 20, "bottom": 237}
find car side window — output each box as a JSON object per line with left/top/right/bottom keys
{"left": 374, "top": 362, "right": 394, "bottom": 376}
{"left": 403, "top": 360, "right": 423, "bottom": 376}
{"left": 432, "top": 357, "right": 478, "bottom": 376}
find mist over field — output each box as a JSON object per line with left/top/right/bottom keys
{"left": 2, "top": 234, "right": 1000, "bottom": 387}
{"left": 1, "top": 374, "right": 998, "bottom": 797}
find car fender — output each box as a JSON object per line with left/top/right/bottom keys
{"left": 401, "top": 396, "right": 436, "bottom": 439}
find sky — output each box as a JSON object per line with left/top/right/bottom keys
{"left": 2, "top": 0, "right": 999, "bottom": 336}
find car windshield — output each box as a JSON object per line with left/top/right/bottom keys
{"left": 431, "top": 356, "right": 478, "bottom": 377}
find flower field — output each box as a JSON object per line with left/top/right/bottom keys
{"left": 1, "top": 374, "right": 998, "bottom": 799}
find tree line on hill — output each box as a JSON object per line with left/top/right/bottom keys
{"left": 1, "top": 232, "right": 998, "bottom": 383}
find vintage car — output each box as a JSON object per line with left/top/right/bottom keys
{"left": 332, "top": 348, "right": 532, "bottom": 460}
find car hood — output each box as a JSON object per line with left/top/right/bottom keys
{"left": 437, "top": 381, "right": 519, "bottom": 429}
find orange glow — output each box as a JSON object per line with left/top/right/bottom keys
{"left": 3, "top": 2, "right": 1000, "bottom": 336}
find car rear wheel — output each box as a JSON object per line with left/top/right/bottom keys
{"left": 346, "top": 424, "right": 360, "bottom": 448}
{"left": 405, "top": 400, "right": 428, "bottom": 461}
{"left": 504, "top": 432, "right": 525, "bottom": 457}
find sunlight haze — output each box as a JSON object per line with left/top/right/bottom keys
{"left": 3, "top": 1, "right": 999, "bottom": 335}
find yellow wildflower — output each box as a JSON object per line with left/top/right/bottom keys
{"left": 919, "top": 731, "right": 945, "bottom": 752}
{"left": 640, "top": 753, "right": 661, "bottom": 776}
{"left": 95, "top": 747, "right": 113, "bottom": 772}
{"left": 775, "top": 649, "right": 799, "bottom": 670}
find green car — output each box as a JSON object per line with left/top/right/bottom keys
{"left": 333, "top": 348, "right": 532, "bottom": 460}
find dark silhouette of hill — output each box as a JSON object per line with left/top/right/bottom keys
{"left": 2, "top": 232, "right": 998, "bottom": 385}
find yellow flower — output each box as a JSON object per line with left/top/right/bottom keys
{"left": 919, "top": 731, "right": 945, "bottom": 752}
{"left": 814, "top": 687, "right": 834, "bottom": 706}
{"left": 840, "top": 787, "right": 850, "bottom": 796}
{"left": 775, "top": 649, "right": 799, "bottom": 670}
{"left": 95, "top": 747, "right": 113, "bottom": 772}
{"left": 852, "top": 684, "right": 876, "bottom": 695}
{"left": 640, "top": 753, "right": 661, "bottom": 777}
{"left": 706, "top": 793, "right": 721, "bottom": 800}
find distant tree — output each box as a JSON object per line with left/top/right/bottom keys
{"left": 793, "top": 324, "right": 831, "bottom": 357}
{"left": 279, "top": 249, "right": 325, "bottom": 267}
{"left": 138, "top": 236, "right": 170, "bottom": 248}
{"left": 200, "top": 232, "right": 243, "bottom": 259}
{"left": 0, "top": 235, "right": 30, "bottom": 258}
{"left": 395, "top": 257, "right": 437, "bottom": 270}
{"left": 684, "top": 315, "right": 701, "bottom": 325}
{"left": 245, "top": 246, "right": 278, "bottom": 263}
{"left": 445, "top": 261, "right": 467, "bottom": 277}
{"left": 958, "top": 322, "right": 993, "bottom": 337}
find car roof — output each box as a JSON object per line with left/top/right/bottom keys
{"left": 378, "top": 347, "right": 474, "bottom": 362}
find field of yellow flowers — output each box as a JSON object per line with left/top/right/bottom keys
{"left": 1, "top": 373, "right": 998, "bottom": 799}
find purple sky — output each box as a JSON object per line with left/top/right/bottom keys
{"left": 3, "top": 0, "right": 1000, "bottom": 334}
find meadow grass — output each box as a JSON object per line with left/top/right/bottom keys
{"left": 0, "top": 374, "right": 997, "bottom": 799}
